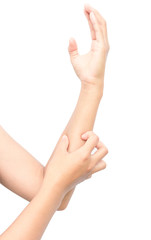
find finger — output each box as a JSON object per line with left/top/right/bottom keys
{"left": 59, "top": 135, "right": 69, "bottom": 153}
{"left": 68, "top": 38, "right": 79, "bottom": 59}
{"left": 81, "top": 130, "right": 97, "bottom": 140}
{"left": 89, "top": 11, "right": 104, "bottom": 44}
{"left": 84, "top": 4, "right": 109, "bottom": 49}
{"left": 91, "top": 159, "right": 106, "bottom": 174}
{"left": 91, "top": 9, "right": 109, "bottom": 50}
{"left": 83, "top": 8, "right": 96, "bottom": 40}
{"left": 81, "top": 131, "right": 107, "bottom": 155}
{"left": 91, "top": 143, "right": 108, "bottom": 166}
{"left": 95, "top": 140, "right": 106, "bottom": 149}
{"left": 81, "top": 134, "right": 99, "bottom": 155}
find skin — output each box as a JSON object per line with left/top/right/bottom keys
{"left": 0, "top": 4, "right": 109, "bottom": 210}
{"left": 0, "top": 4, "right": 109, "bottom": 238}
{"left": 0, "top": 132, "right": 107, "bottom": 240}
{"left": 58, "top": 4, "right": 110, "bottom": 208}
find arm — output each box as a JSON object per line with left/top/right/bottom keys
{"left": 46, "top": 5, "right": 110, "bottom": 210}
{"left": 49, "top": 86, "right": 102, "bottom": 210}
{"left": 0, "top": 132, "right": 108, "bottom": 239}
{"left": 0, "top": 180, "right": 64, "bottom": 240}
{"left": 0, "top": 5, "right": 109, "bottom": 210}
{"left": 0, "top": 125, "right": 44, "bottom": 201}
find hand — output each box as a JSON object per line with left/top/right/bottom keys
{"left": 68, "top": 4, "right": 110, "bottom": 92}
{"left": 43, "top": 131, "right": 108, "bottom": 195}
{"left": 81, "top": 131, "right": 108, "bottom": 177}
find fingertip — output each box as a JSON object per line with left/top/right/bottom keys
{"left": 81, "top": 133, "right": 87, "bottom": 140}
{"left": 84, "top": 3, "right": 88, "bottom": 9}
{"left": 69, "top": 37, "right": 74, "bottom": 45}
{"left": 62, "top": 134, "right": 68, "bottom": 141}
{"left": 90, "top": 11, "right": 96, "bottom": 23}
{"left": 84, "top": 3, "right": 92, "bottom": 11}
{"left": 103, "top": 161, "right": 107, "bottom": 169}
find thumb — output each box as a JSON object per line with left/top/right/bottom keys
{"left": 59, "top": 135, "right": 69, "bottom": 153}
{"left": 68, "top": 38, "right": 79, "bottom": 59}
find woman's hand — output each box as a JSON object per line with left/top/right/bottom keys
{"left": 68, "top": 5, "right": 110, "bottom": 93}
{"left": 43, "top": 131, "right": 108, "bottom": 195}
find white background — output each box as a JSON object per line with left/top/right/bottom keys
{"left": 0, "top": 0, "right": 151, "bottom": 239}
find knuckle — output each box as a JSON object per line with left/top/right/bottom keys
{"left": 93, "top": 134, "right": 99, "bottom": 143}
{"left": 88, "top": 131, "right": 94, "bottom": 136}
{"left": 88, "top": 174, "right": 92, "bottom": 179}
{"left": 86, "top": 172, "right": 92, "bottom": 179}
{"left": 104, "top": 146, "right": 109, "bottom": 155}
{"left": 103, "top": 161, "right": 107, "bottom": 169}
{"left": 87, "top": 164, "right": 93, "bottom": 173}
{"left": 90, "top": 131, "right": 95, "bottom": 135}
{"left": 86, "top": 130, "right": 93, "bottom": 136}
{"left": 82, "top": 150, "right": 89, "bottom": 160}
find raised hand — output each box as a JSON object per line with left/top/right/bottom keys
{"left": 68, "top": 4, "right": 110, "bottom": 94}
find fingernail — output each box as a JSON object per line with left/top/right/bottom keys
{"left": 81, "top": 133, "right": 87, "bottom": 139}
{"left": 90, "top": 12, "right": 96, "bottom": 22}
{"left": 62, "top": 135, "right": 67, "bottom": 140}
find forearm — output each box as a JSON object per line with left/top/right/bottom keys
{"left": 63, "top": 84, "right": 102, "bottom": 151}
{"left": 51, "top": 5, "right": 109, "bottom": 210}
{"left": 0, "top": 180, "right": 65, "bottom": 240}
{"left": 45, "top": 83, "right": 103, "bottom": 210}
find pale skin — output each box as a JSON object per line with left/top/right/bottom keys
{"left": 0, "top": 4, "right": 109, "bottom": 239}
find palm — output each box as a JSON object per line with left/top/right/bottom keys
{"left": 71, "top": 42, "right": 106, "bottom": 85}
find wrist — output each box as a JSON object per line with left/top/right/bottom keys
{"left": 42, "top": 177, "right": 67, "bottom": 200}
{"left": 81, "top": 81, "right": 103, "bottom": 100}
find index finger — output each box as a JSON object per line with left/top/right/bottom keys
{"left": 80, "top": 134, "right": 99, "bottom": 156}
{"left": 90, "top": 11, "right": 104, "bottom": 44}
{"left": 85, "top": 4, "right": 109, "bottom": 49}
{"left": 84, "top": 8, "right": 96, "bottom": 40}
